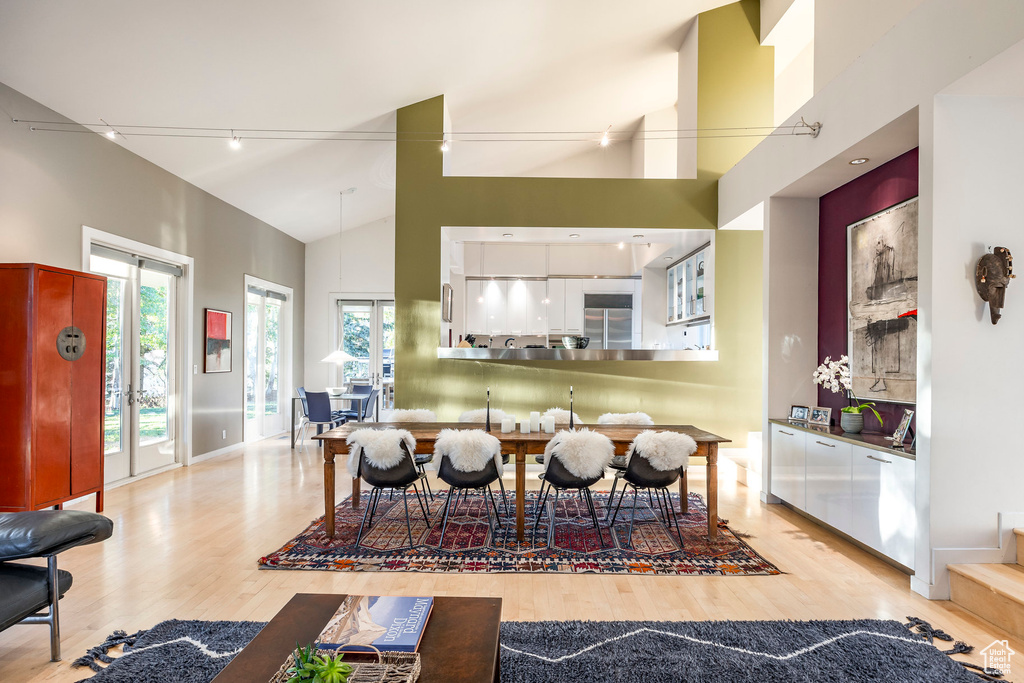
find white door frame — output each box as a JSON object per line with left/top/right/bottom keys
{"left": 327, "top": 291, "right": 393, "bottom": 388}
{"left": 82, "top": 226, "right": 196, "bottom": 466}
{"left": 245, "top": 274, "right": 293, "bottom": 440}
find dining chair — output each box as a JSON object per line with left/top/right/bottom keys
{"left": 597, "top": 412, "right": 654, "bottom": 425}
{"left": 304, "top": 391, "right": 344, "bottom": 449}
{"left": 382, "top": 408, "right": 438, "bottom": 500}
{"left": 295, "top": 387, "right": 312, "bottom": 447}
{"left": 433, "top": 429, "right": 505, "bottom": 548}
{"left": 608, "top": 431, "right": 697, "bottom": 547}
{"left": 535, "top": 408, "right": 584, "bottom": 465}
{"left": 533, "top": 428, "right": 613, "bottom": 548}
{"left": 346, "top": 429, "right": 431, "bottom": 549}
{"left": 339, "top": 387, "right": 379, "bottom": 422}
{"left": 458, "top": 408, "right": 510, "bottom": 514}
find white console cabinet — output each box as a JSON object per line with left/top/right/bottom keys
{"left": 770, "top": 421, "right": 915, "bottom": 569}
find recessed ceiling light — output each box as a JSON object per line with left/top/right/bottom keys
{"left": 569, "top": 233, "right": 580, "bottom": 238}
{"left": 503, "top": 233, "right": 513, "bottom": 238}
{"left": 633, "top": 234, "right": 644, "bottom": 239}
{"left": 664, "top": 256, "right": 673, "bottom": 260}
{"left": 849, "top": 157, "right": 869, "bottom": 165}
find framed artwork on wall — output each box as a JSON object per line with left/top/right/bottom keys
{"left": 441, "top": 283, "right": 453, "bottom": 323}
{"left": 847, "top": 197, "right": 919, "bottom": 404}
{"left": 204, "top": 308, "right": 232, "bottom": 373}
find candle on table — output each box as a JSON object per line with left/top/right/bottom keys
{"left": 520, "top": 419, "right": 531, "bottom": 434}
{"left": 501, "top": 417, "right": 514, "bottom": 433}
{"left": 542, "top": 415, "right": 556, "bottom": 433}
{"left": 530, "top": 411, "right": 540, "bottom": 431}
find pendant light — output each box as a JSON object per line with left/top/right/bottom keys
{"left": 322, "top": 188, "right": 358, "bottom": 386}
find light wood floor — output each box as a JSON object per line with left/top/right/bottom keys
{"left": 2, "top": 435, "right": 1020, "bottom": 680}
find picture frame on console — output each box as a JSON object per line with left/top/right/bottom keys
{"left": 789, "top": 405, "right": 810, "bottom": 422}
{"left": 890, "top": 408, "right": 915, "bottom": 447}
{"left": 809, "top": 407, "right": 832, "bottom": 426}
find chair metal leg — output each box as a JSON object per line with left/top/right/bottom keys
{"left": 667, "top": 491, "right": 685, "bottom": 547}
{"left": 583, "top": 488, "right": 604, "bottom": 548}
{"left": 534, "top": 480, "right": 548, "bottom": 515}
{"left": 487, "top": 486, "right": 503, "bottom": 528}
{"left": 402, "top": 488, "right": 415, "bottom": 548}
{"left": 533, "top": 484, "right": 552, "bottom": 531}
{"left": 482, "top": 487, "right": 497, "bottom": 539}
{"left": 355, "top": 487, "right": 376, "bottom": 548}
{"left": 418, "top": 465, "right": 435, "bottom": 501}
{"left": 367, "top": 487, "right": 382, "bottom": 528}
{"left": 609, "top": 482, "right": 630, "bottom": 527}
{"left": 412, "top": 483, "right": 431, "bottom": 526}
{"left": 608, "top": 474, "right": 620, "bottom": 514}
{"left": 437, "top": 488, "right": 456, "bottom": 549}
{"left": 626, "top": 486, "right": 640, "bottom": 547}
{"left": 497, "top": 476, "right": 510, "bottom": 516}
{"left": 548, "top": 489, "right": 561, "bottom": 547}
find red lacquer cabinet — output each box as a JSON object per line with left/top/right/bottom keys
{"left": 0, "top": 263, "right": 106, "bottom": 512}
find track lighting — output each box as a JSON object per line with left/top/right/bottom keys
{"left": 600, "top": 126, "right": 611, "bottom": 147}
{"left": 440, "top": 138, "right": 450, "bottom": 152}
{"left": 105, "top": 130, "right": 116, "bottom": 140}
{"left": 229, "top": 130, "right": 241, "bottom": 150}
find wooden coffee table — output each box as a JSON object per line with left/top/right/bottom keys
{"left": 213, "top": 594, "right": 502, "bottom": 683}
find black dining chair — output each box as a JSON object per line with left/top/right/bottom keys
{"left": 533, "top": 429, "right": 612, "bottom": 548}
{"left": 433, "top": 429, "right": 504, "bottom": 548}
{"left": 351, "top": 433, "right": 431, "bottom": 549}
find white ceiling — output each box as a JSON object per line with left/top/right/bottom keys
{"left": 0, "top": 1, "right": 728, "bottom": 243}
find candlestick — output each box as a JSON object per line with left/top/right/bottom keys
{"left": 486, "top": 386, "right": 491, "bottom": 431}
{"left": 569, "top": 386, "right": 574, "bottom": 429}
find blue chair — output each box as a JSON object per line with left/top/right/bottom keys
{"left": 339, "top": 387, "right": 379, "bottom": 423}
{"left": 304, "top": 391, "right": 343, "bottom": 448}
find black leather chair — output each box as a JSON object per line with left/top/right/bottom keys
{"left": 533, "top": 450, "right": 606, "bottom": 548}
{"left": 0, "top": 510, "right": 113, "bottom": 660}
{"left": 435, "top": 456, "right": 503, "bottom": 548}
{"left": 354, "top": 440, "right": 431, "bottom": 549}
{"left": 609, "top": 453, "right": 684, "bottom": 547}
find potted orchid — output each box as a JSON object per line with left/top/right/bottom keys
{"left": 812, "top": 355, "right": 882, "bottom": 434}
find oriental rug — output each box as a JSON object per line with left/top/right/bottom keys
{"left": 258, "top": 491, "right": 782, "bottom": 576}
{"left": 73, "top": 618, "right": 989, "bottom": 682}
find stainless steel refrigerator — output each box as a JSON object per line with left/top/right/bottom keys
{"left": 584, "top": 293, "right": 633, "bottom": 350}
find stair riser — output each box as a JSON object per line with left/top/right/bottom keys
{"left": 950, "top": 571, "right": 1024, "bottom": 640}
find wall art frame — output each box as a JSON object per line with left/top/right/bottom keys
{"left": 204, "top": 308, "right": 232, "bottom": 373}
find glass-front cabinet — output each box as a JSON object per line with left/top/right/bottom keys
{"left": 667, "top": 243, "right": 710, "bottom": 323}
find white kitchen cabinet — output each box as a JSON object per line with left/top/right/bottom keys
{"left": 465, "top": 280, "right": 485, "bottom": 334}
{"left": 564, "top": 279, "right": 584, "bottom": 333}
{"left": 482, "top": 280, "right": 507, "bottom": 334}
{"left": 805, "top": 437, "right": 853, "bottom": 536}
{"left": 851, "top": 445, "right": 916, "bottom": 569}
{"left": 770, "top": 424, "right": 806, "bottom": 510}
{"left": 505, "top": 280, "right": 529, "bottom": 333}
{"left": 547, "top": 279, "right": 565, "bottom": 333}
{"left": 525, "top": 280, "right": 547, "bottom": 335}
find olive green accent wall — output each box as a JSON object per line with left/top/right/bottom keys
{"left": 394, "top": 2, "right": 771, "bottom": 446}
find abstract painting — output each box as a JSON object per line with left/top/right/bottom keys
{"left": 204, "top": 308, "right": 232, "bottom": 373}
{"left": 847, "top": 198, "right": 918, "bottom": 404}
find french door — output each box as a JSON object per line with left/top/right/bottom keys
{"left": 245, "top": 279, "right": 291, "bottom": 441}
{"left": 92, "top": 254, "right": 177, "bottom": 482}
{"left": 337, "top": 300, "right": 395, "bottom": 410}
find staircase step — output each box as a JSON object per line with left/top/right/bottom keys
{"left": 949, "top": 563, "right": 1024, "bottom": 639}
{"left": 1015, "top": 528, "right": 1024, "bottom": 566}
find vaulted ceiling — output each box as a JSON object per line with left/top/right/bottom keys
{"left": 0, "top": 1, "right": 730, "bottom": 242}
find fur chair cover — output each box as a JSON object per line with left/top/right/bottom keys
{"left": 597, "top": 412, "right": 654, "bottom": 425}
{"left": 543, "top": 428, "right": 614, "bottom": 479}
{"left": 381, "top": 408, "right": 437, "bottom": 423}
{"left": 346, "top": 428, "right": 416, "bottom": 477}
{"left": 458, "top": 408, "right": 507, "bottom": 423}
{"left": 626, "top": 430, "right": 697, "bottom": 471}
{"left": 542, "top": 407, "right": 583, "bottom": 426}
{"left": 434, "top": 429, "right": 503, "bottom": 475}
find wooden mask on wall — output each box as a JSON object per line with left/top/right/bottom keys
{"left": 976, "top": 246, "right": 1014, "bottom": 324}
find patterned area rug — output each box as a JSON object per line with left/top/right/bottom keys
{"left": 258, "top": 490, "right": 781, "bottom": 575}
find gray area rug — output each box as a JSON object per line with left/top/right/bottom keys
{"left": 72, "top": 617, "right": 993, "bottom": 682}
{"left": 499, "top": 619, "right": 989, "bottom": 682}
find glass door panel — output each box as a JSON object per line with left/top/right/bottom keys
{"left": 245, "top": 295, "right": 260, "bottom": 439}
{"left": 263, "top": 299, "right": 282, "bottom": 433}
{"left": 380, "top": 303, "right": 395, "bottom": 409}
{"left": 340, "top": 302, "right": 372, "bottom": 384}
{"left": 337, "top": 300, "right": 395, "bottom": 415}
{"left": 134, "top": 269, "right": 175, "bottom": 473}
{"left": 245, "top": 290, "right": 287, "bottom": 440}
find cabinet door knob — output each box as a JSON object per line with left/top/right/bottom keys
{"left": 867, "top": 454, "right": 892, "bottom": 464}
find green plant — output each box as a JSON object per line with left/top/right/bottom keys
{"left": 285, "top": 644, "right": 352, "bottom": 683}
{"left": 840, "top": 401, "right": 883, "bottom": 426}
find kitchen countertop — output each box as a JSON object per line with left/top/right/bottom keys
{"left": 769, "top": 419, "right": 915, "bottom": 460}
{"left": 437, "top": 347, "right": 719, "bottom": 361}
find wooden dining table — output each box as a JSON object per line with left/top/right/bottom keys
{"left": 314, "top": 422, "right": 730, "bottom": 543}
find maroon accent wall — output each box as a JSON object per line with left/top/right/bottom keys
{"left": 817, "top": 148, "right": 918, "bottom": 434}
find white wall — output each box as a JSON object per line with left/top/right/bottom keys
{"left": 813, "top": 0, "right": 926, "bottom": 93}
{"left": 523, "top": 140, "right": 633, "bottom": 178}
{"left": 930, "top": 94, "right": 1024, "bottom": 550}
{"left": 459, "top": 243, "right": 639, "bottom": 278}
{"left": 631, "top": 106, "right": 677, "bottom": 179}
{"left": 677, "top": 18, "right": 698, "bottom": 179}
{"left": 304, "top": 216, "right": 395, "bottom": 389}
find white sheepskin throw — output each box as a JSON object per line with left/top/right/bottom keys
{"left": 346, "top": 428, "right": 416, "bottom": 477}
{"left": 542, "top": 408, "right": 583, "bottom": 425}
{"left": 458, "top": 408, "right": 507, "bottom": 423}
{"left": 626, "top": 430, "right": 697, "bottom": 471}
{"left": 381, "top": 408, "right": 437, "bottom": 423}
{"left": 543, "top": 428, "right": 613, "bottom": 479}
{"left": 597, "top": 412, "right": 654, "bottom": 425}
{"left": 434, "top": 429, "right": 503, "bottom": 475}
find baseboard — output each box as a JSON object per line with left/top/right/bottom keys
{"left": 191, "top": 441, "right": 245, "bottom": 464}
{"left": 104, "top": 462, "right": 183, "bottom": 490}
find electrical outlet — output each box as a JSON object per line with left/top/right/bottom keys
{"left": 222, "top": 430, "right": 227, "bottom": 439}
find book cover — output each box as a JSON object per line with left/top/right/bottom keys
{"left": 316, "top": 596, "right": 433, "bottom": 653}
